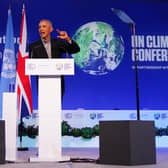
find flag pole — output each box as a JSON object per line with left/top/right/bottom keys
{"left": 131, "top": 24, "right": 140, "bottom": 120}
{"left": 18, "top": 99, "right": 28, "bottom": 151}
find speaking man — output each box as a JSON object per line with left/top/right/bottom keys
{"left": 29, "top": 19, "right": 80, "bottom": 96}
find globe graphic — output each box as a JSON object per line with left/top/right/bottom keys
{"left": 72, "top": 21, "right": 124, "bottom": 75}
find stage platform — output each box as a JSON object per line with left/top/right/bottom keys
{"left": 1, "top": 148, "right": 168, "bottom": 168}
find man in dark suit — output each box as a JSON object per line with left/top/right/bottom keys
{"left": 29, "top": 19, "right": 80, "bottom": 96}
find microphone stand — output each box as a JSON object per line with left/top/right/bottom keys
{"left": 130, "top": 23, "right": 140, "bottom": 120}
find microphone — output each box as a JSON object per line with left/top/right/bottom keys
{"left": 30, "top": 48, "right": 34, "bottom": 58}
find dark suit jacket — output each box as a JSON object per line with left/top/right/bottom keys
{"left": 29, "top": 38, "right": 80, "bottom": 97}
{"left": 29, "top": 38, "right": 80, "bottom": 59}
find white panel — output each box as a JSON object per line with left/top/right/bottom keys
{"left": 25, "top": 58, "right": 74, "bottom": 75}
{"left": 2, "top": 93, "right": 17, "bottom": 161}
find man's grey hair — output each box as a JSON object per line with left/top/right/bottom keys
{"left": 39, "top": 19, "right": 53, "bottom": 27}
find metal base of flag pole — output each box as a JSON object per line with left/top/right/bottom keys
{"left": 17, "top": 147, "right": 28, "bottom": 151}
{"left": 29, "top": 156, "right": 70, "bottom": 162}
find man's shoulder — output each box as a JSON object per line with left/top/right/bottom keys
{"left": 29, "top": 40, "right": 42, "bottom": 48}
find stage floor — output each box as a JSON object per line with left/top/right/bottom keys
{"left": 1, "top": 148, "right": 168, "bottom": 168}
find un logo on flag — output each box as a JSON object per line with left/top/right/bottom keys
{"left": 1, "top": 48, "right": 16, "bottom": 79}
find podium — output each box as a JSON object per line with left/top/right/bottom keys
{"left": 25, "top": 58, "right": 74, "bottom": 162}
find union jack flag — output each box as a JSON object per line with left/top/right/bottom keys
{"left": 16, "top": 5, "right": 33, "bottom": 118}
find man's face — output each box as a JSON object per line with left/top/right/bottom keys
{"left": 38, "top": 20, "right": 53, "bottom": 40}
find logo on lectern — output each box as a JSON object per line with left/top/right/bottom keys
{"left": 55, "top": 63, "right": 63, "bottom": 71}
{"left": 27, "top": 63, "right": 36, "bottom": 71}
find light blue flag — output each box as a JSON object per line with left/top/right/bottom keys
{"left": 0, "top": 9, "right": 16, "bottom": 118}
{"left": 111, "top": 8, "right": 135, "bottom": 25}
